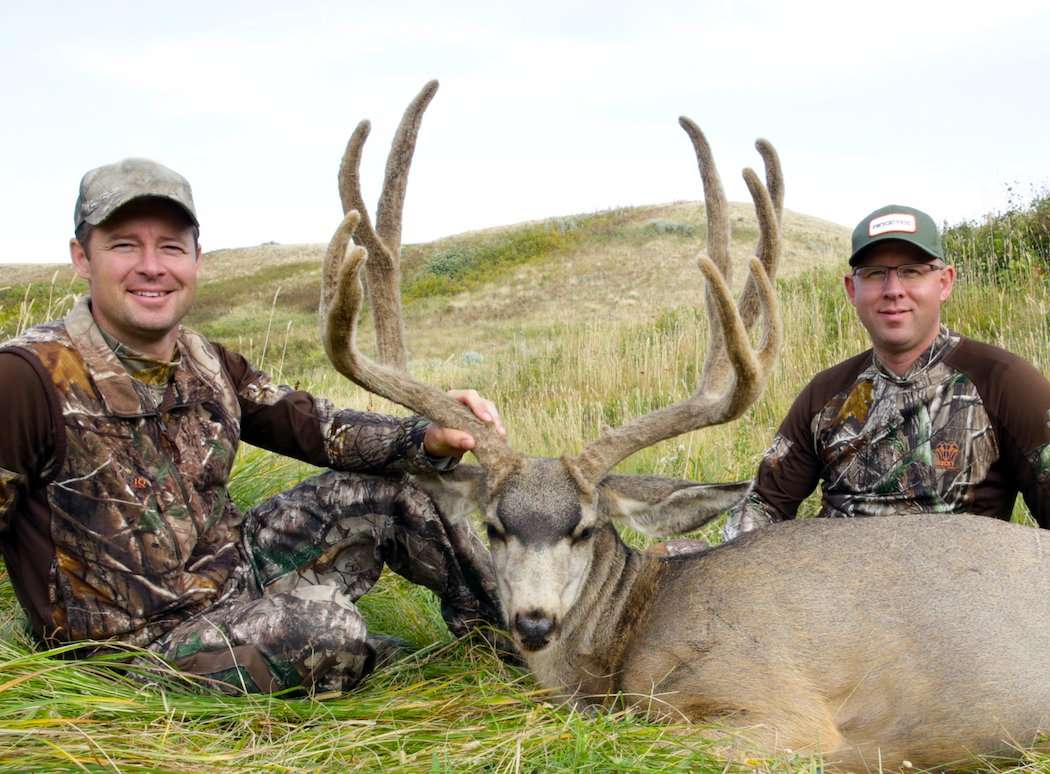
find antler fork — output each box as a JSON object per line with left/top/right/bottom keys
{"left": 563, "top": 121, "right": 784, "bottom": 492}
{"left": 334, "top": 80, "right": 440, "bottom": 369}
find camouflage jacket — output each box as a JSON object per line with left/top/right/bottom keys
{"left": 0, "top": 296, "right": 433, "bottom": 647}
{"left": 726, "top": 327, "right": 1050, "bottom": 538}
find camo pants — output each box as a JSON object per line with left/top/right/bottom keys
{"left": 149, "top": 471, "right": 503, "bottom": 694}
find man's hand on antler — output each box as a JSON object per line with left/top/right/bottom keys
{"left": 423, "top": 389, "right": 507, "bottom": 459}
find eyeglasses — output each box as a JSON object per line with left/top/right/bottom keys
{"left": 851, "top": 263, "right": 945, "bottom": 284}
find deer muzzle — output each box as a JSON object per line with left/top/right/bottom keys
{"left": 513, "top": 609, "right": 558, "bottom": 651}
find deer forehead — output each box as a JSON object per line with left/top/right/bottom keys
{"left": 494, "top": 458, "right": 596, "bottom": 541}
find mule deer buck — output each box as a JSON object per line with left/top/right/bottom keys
{"left": 320, "top": 81, "right": 1050, "bottom": 770}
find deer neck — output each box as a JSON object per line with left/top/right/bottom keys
{"left": 559, "top": 526, "right": 663, "bottom": 693}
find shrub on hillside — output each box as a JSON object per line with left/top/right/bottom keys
{"left": 943, "top": 188, "right": 1049, "bottom": 281}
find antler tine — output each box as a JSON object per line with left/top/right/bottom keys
{"left": 734, "top": 165, "right": 781, "bottom": 332}
{"left": 678, "top": 117, "right": 730, "bottom": 276}
{"left": 678, "top": 117, "right": 738, "bottom": 395}
{"left": 748, "top": 255, "right": 783, "bottom": 378}
{"left": 323, "top": 238, "right": 522, "bottom": 489}
{"left": 335, "top": 80, "right": 439, "bottom": 369}
{"left": 320, "top": 210, "right": 362, "bottom": 320}
{"left": 375, "top": 79, "right": 439, "bottom": 253}
{"left": 755, "top": 138, "right": 784, "bottom": 223}
{"left": 749, "top": 139, "right": 784, "bottom": 295}
{"left": 337, "top": 119, "right": 406, "bottom": 368}
{"left": 338, "top": 120, "right": 388, "bottom": 279}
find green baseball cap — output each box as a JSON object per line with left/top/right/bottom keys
{"left": 74, "top": 158, "right": 198, "bottom": 230}
{"left": 849, "top": 204, "right": 943, "bottom": 265}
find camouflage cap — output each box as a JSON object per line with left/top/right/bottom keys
{"left": 849, "top": 204, "right": 943, "bottom": 266}
{"left": 74, "top": 158, "right": 198, "bottom": 230}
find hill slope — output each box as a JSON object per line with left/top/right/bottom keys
{"left": 0, "top": 200, "right": 848, "bottom": 370}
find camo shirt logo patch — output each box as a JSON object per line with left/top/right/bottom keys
{"left": 934, "top": 440, "right": 960, "bottom": 470}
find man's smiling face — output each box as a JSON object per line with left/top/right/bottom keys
{"left": 70, "top": 197, "right": 201, "bottom": 360}
{"left": 843, "top": 240, "right": 955, "bottom": 373}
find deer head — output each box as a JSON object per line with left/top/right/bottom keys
{"left": 320, "top": 81, "right": 782, "bottom": 654}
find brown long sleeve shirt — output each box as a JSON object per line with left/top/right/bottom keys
{"left": 725, "top": 328, "right": 1050, "bottom": 538}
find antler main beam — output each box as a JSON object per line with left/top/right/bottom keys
{"left": 564, "top": 120, "right": 784, "bottom": 492}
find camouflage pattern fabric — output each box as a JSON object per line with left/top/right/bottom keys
{"left": 152, "top": 470, "right": 504, "bottom": 693}
{"left": 3, "top": 298, "right": 247, "bottom": 646}
{"left": 1, "top": 296, "right": 506, "bottom": 693}
{"left": 725, "top": 328, "right": 1050, "bottom": 539}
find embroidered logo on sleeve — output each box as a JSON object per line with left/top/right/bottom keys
{"left": 934, "top": 440, "right": 960, "bottom": 470}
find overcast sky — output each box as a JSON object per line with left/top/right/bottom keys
{"left": 2, "top": 0, "right": 1047, "bottom": 263}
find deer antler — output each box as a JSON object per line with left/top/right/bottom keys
{"left": 563, "top": 121, "right": 784, "bottom": 492}
{"left": 336, "top": 80, "right": 440, "bottom": 369}
{"left": 320, "top": 214, "right": 522, "bottom": 489}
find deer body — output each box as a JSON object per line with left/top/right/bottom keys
{"left": 550, "top": 511, "right": 1050, "bottom": 769}
{"left": 320, "top": 81, "right": 1049, "bottom": 768}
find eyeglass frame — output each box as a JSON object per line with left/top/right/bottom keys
{"left": 850, "top": 262, "right": 947, "bottom": 284}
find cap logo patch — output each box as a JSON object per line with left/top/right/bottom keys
{"left": 868, "top": 213, "right": 917, "bottom": 237}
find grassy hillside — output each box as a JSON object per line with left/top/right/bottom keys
{"left": 3, "top": 202, "right": 847, "bottom": 397}
{"left": 1, "top": 200, "right": 1048, "bottom": 772}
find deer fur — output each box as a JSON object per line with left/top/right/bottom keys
{"left": 411, "top": 464, "right": 1050, "bottom": 770}
{"left": 319, "top": 81, "right": 1050, "bottom": 769}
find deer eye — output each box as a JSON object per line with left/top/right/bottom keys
{"left": 572, "top": 526, "right": 594, "bottom": 545}
{"left": 485, "top": 523, "right": 505, "bottom": 543}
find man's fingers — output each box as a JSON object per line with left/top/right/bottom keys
{"left": 441, "top": 429, "right": 476, "bottom": 452}
{"left": 423, "top": 425, "right": 476, "bottom": 458}
{"left": 448, "top": 388, "right": 507, "bottom": 437}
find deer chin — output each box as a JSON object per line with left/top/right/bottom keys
{"left": 517, "top": 633, "right": 554, "bottom": 653}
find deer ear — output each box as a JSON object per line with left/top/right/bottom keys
{"left": 598, "top": 474, "right": 751, "bottom": 537}
{"left": 408, "top": 464, "right": 488, "bottom": 523}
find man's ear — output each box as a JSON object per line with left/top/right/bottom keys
{"left": 843, "top": 272, "right": 858, "bottom": 306}
{"left": 70, "top": 239, "right": 91, "bottom": 281}
{"left": 939, "top": 265, "right": 956, "bottom": 302}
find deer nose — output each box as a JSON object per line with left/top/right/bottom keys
{"left": 514, "top": 610, "right": 556, "bottom": 648}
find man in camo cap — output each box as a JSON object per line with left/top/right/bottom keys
{"left": 0, "top": 158, "right": 508, "bottom": 693}
{"left": 724, "top": 204, "right": 1050, "bottom": 538}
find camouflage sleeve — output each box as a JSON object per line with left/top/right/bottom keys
{"left": 722, "top": 484, "right": 780, "bottom": 541}
{"left": 722, "top": 380, "right": 824, "bottom": 541}
{"left": 1028, "top": 442, "right": 1050, "bottom": 528}
{"left": 0, "top": 351, "right": 58, "bottom": 530}
{"left": 213, "top": 343, "right": 444, "bottom": 473}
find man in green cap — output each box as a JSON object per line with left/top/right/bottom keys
{"left": 723, "top": 204, "right": 1050, "bottom": 538}
{"left": 0, "top": 158, "right": 508, "bottom": 693}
